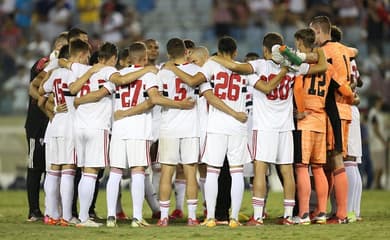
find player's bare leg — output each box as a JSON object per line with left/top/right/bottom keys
{"left": 279, "top": 163, "right": 295, "bottom": 222}
{"left": 198, "top": 163, "right": 207, "bottom": 216}
{"left": 250, "top": 160, "right": 268, "bottom": 224}
{"left": 183, "top": 163, "right": 199, "bottom": 225}
{"left": 158, "top": 164, "right": 176, "bottom": 226}
{"left": 171, "top": 164, "right": 185, "bottom": 219}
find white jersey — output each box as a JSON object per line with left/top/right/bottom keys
{"left": 43, "top": 58, "right": 59, "bottom": 73}
{"left": 199, "top": 60, "right": 251, "bottom": 136}
{"left": 111, "top": 65, "right": 158, "bottom": 140}
{"left": 158, "top": 63, "right": 200, "bottom": 138}
{"left": 43, "top": 67, "right": 76, "bottom": 137}
{"left": 69, "top": 64, "right": 116, "bottom": 130}
{"left": 248, "top": 59, "right": 296, "bottom": 131}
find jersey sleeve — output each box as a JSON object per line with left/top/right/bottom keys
{"left": 144, "top": 73, "right": 158, "bottom": 91}
{"left": 199, "top": 60, "right": 215, "bottom": 81}
{"left": 248, "top": 59, "right": 265, "bottom": 75}
{"left": 199, "top": 81, "right": 212, "bottom": 95}
{"left": 43, "top": 74, "right": 55, "bottom": 93}
{"left": 246, "top": 74, "right": 259, "bottom": 88}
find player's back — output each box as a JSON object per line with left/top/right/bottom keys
{"left": 200, "top": 59, "right": 250, "bottom": 135}
{"left": 111, "top": 65, "right": 156, "bottom": 140}
{"left": 73, "top": 65, "right": 116, "bottom": 130}
{"left": 158, "top": 62, "right": 200, "bottom": 138}
{"left": 43, "top": 67, "right": 77, "bottom": 137}
{"left": 249, "top": 59, "right": 295, "bottom": 131}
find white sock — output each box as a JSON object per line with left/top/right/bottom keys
{"left": 160, "top": 200, "right": 170, "bottom": 219}
{"left": 252, "top": 197, "right": 265, "bottom": 220}
{"left": 198, "top": 177, "right": 206, "bottom": 208}
{"left": 345, "top": 162, "right": 356, "bottom": 212}
{"left": 283, "top": 199, "right": 295, "bottom": 218}
{"left": 78, "top": 173, "right": 97, "bottom": 222}
{"left": 354, "top": 165, "right": 363, "bottom": 217}
{"left": 131, "top": 171, "right": 145, "bottom": 220}
{"left": 174, "top": 179, "right": 186, "bottom": 211}
{"left": 205, "top": 167, "right": 220, "bottom": 219}
{"left": 46, "top": 170, "right": 61, "bottom": 219}
{"left": 116, "top": 188, "right": 123, "bottom": 214}
{"left": 106, "top": 170, "right": 122, "bottom": 218}
{"left": 60, "top": 169, "right": 75, "bottom": 221}
{"left": 230, "top": 168, "right": 244, "bottom": 220}
{"left": 187, "top": 199, "right": 198, "bottom": 220}
{"left": 144, "top": 173, "right": 160, "bottom": 213}
{"left": 44, "top": 174, "right": 49, "bottom": 216}
{"left": 152, "top": 168, "right": 161, "bottom": 198}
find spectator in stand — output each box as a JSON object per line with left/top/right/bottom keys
{"left": 34, "top": 0, "right": 55, "bottom": 42}
{"left": 366, "top": 0, "right": 389, "bottom": 55}
{"left": 15, "top": 0, "right": 33, "bottom": 39}
{"left": 47, "top": 0, "right": 71, "bottom": 42}
{"left": 27, "top": 32, "right": 51, "bottom": 58}
{"left": 77, "top": 0, "right": 101, "bottom": 35}
{"left": 100, "top": 2, "right": 124, "bottom": 44}
{"left": 359, "top": 112, "right": 374, "bottom": 189}
{"left": 212, "top": 0, "right": 233, "bottom": 37}
{"left": 2, "top": 64, "right": 29, "bottom": 113}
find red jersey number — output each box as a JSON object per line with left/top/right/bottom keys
{"left": 174, "top": 78, "right": 187, "bottom": 101}
{"left": 214, "top": 72, "right": 241, "bottom": 101}
{"left": 261, "top": 74, "right": 292, "bottom": 100}
{"left": 53, "top": 78, "right": 65, "bottom": 104}
{"left": 121, "top": 80, "right": 142, "bottom": 107}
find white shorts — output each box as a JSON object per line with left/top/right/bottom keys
{"left": 252, "top": 130, "right": 293, "bottom": 164}
{"left": 201, "top": 133, "right": 251, "bottom": 167}
{"left": 109, "top": 138, "right": 152, "bottom": 168}
{"left": 348, "top": 106, "right": 362, "bottom": 160}
{"left": 46, "top": 137, "right": 76, "bottom": 166}
{"left": 158, "top": 137, "right": 199, "bottom": 165}
{"left": 74, "top": 128, "right": 109, "bottom": 168}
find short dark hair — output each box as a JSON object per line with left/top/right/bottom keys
{"left": 118, "top": 48, "right": 130, "bottom": 61}
{"left": 184, "top": 39, "right": 195, "bottom": 49}
{"left": 69, "top": 39, "right": 89, "bottom": 57}
{"left": 68, "top": 27, "right": 88, "bottom": 42}
{"left": 128, "top": 42, "right": 147, "bottom": 62}
{"left": 89, "top": 51, "right": 99, "bottom": 65}
{"left": 217, "top": 36, "right": 237, "bottom": 55}
{"left": 167, "top": 38, "right": 186, "bottom": 58}
{"left": 98, "top": 42, "right": 118, "bottom": 61}
{"left": 310, "top": 15, "right": 331, "bottom": 34}
{"left": 294, "top": 28, "right": 316, "bottom": 48}
{"left": 331, "top": 25, "right": 343, "bottom": 42}
{"left": 58, "top": 45, "right": 69, "bottom": 59}
{"left": 262, "top": 32, "right": 283, "bottom": 52}
{"left": 245, "top": 52, "right": 260, "bottom": 61}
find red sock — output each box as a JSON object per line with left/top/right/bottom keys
{"left": 295, "top": 164, "right": 310, "bottom": 217}
{"left": 312, "top": 165, "right": 328, "bottom": 214}
{"left": 334, "top": 167, "right": 348, "bottom": 219}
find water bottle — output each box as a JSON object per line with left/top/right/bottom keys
{"left": 279, "top": 45, "right": 303, "bottom": 66}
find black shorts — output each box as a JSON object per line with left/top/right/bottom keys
{"left": 26, "top": 136, "right": 46, "bottom": 172}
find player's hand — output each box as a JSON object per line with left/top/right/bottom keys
{"left": 271, "top": 44, "right": 284, "bottom": 64}
{"left": 114, "top": 110, "right": 127, "bottom": 121}
{"left": 89, "top": 63, "right": 105, "bottom": 73}
{"left": 234, "top": 111, "right": 248, "bottom": 123}
{"left": 55, "top": 102, "right": 68, "bottom": 113}
{"left": 179, "top": 97, "right": 195, "bottom": 109}
{"left": 145, "top": 65, "right": 159, "bottom": 74}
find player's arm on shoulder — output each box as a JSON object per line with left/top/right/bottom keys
{"left": 209, "top": 56, "right": 253, "bottom": 74}
{"left": 352, "top": 92, "right": 360, "bottom": 106}
{"left": 38, "top": 69, "right": 54, "bottom": 95}
{"left": 306, "top": 48, "right": 327, "bottom": 74}
{"left": 254, "top": 67, "right": 288, "bottom": 94}
{"left": 114, "top": 99, "right": 154, "bottom": 121}
{"left": 202, "top": 89, "right": 247, "bottom": 123}
{"left": 164, "top": 61, "right": 205, "bottom": 87}
{"left": 147, "top": 87, "right": 195, "bottom": 109}
{"left": 110, "top": 66, "right": 158, "bottom": 85}
{"left": 69, "top": 63, "right": 104, "bottom": 95}
{"left": 74, "top": 87, "right": 110, "bottom": 108}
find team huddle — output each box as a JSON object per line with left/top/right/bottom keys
{"left": 29, "top": 15, "right": 363, "bottom": 228}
